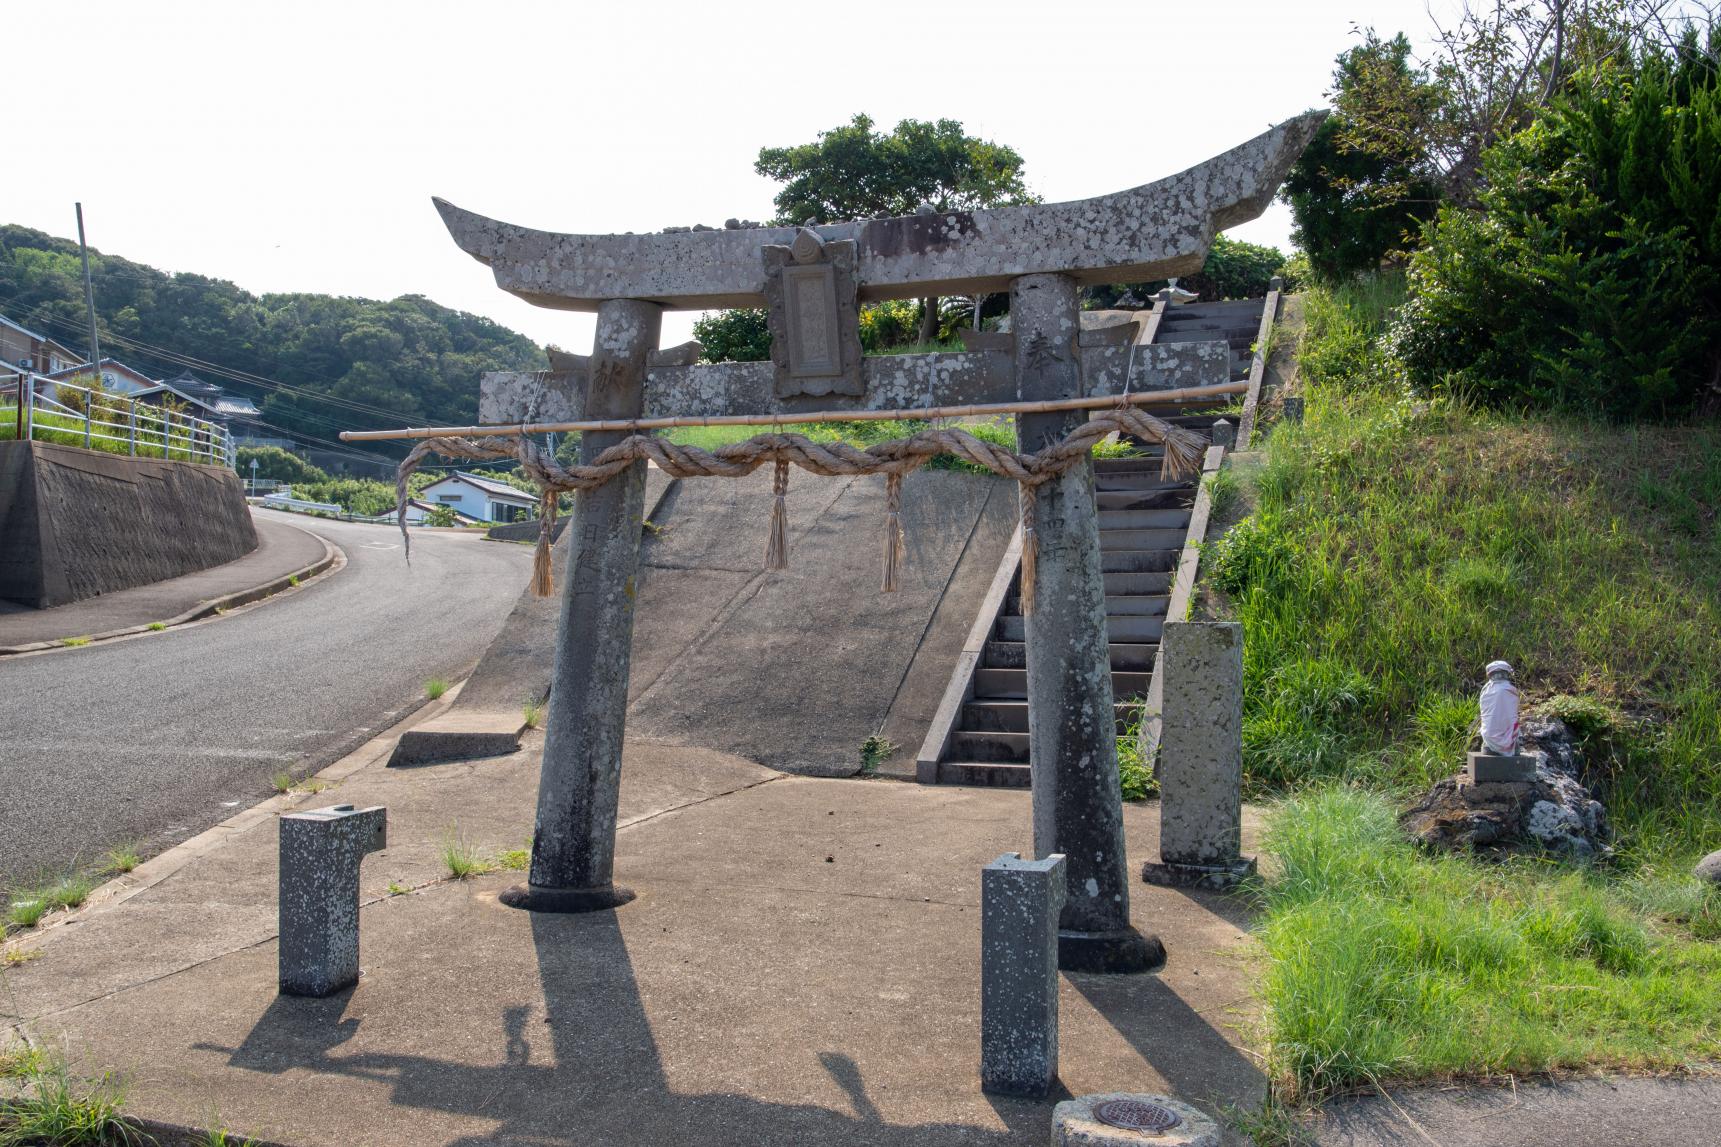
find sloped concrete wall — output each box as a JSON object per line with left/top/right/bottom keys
{"left": 0, "top": 441, "right": 258, "bottom": 608}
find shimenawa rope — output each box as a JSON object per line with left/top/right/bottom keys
{"left": 394, "top": 403, "right": 1204, "bottom": 613}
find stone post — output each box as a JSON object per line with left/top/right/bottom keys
{"left": 1013, "top": 272, "right": 1161, "bottom": 973}
{"left": 503, "top": 298, "right": 662, "bottom": 914}
{"left": 1143, "top": 622, "right": 1255, "bottom": 888}
{"left": 279, "top": 804, "right": 386, "bottom": 997}
{"left": 981, "top": 852, "right": 1066, "bottom": 1097}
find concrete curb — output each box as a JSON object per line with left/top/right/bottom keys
{"left": 0, "top": 682, "right": 467, "bottom": 950}
{"left": 0, "top": 524, "right": 343, "bottom": 656}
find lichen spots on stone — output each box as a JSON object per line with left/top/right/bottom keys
{"left": 1085, "top": 878, "right": 1100, "bottom": 898}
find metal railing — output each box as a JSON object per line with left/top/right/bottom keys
{"left": 3, "top": 375, "right": 235, "bottom": 468}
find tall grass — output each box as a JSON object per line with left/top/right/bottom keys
{"left": 1259, "top": 787, "right": 1721, "bottom": 1100}
{"left": 1226, "top": 276, "right": 1721, "bottom": 1099}
{"left": 1211, "top": 276, "right": 1721, "bottom": 861}
{"left": 0, "top": 406, "right": 224, "bottom": 463}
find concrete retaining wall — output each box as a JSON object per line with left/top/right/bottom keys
{"left": 0, "top": 441, "right": 258, "bottom": 608}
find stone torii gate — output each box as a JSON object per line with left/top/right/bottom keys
{"left": 431, "top": 113, "right": 1321, "bottom": 973}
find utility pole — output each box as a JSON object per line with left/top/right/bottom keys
{"left": 75, "top": 203, "right": 102, "bottom": 380}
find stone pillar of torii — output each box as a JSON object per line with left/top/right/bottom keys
{"left": 424, "top": 112, "right": 1323, "bottom": 972}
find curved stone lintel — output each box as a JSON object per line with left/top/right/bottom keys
{"left": 435, "top": 111, "right": 1326, "bottom": 312}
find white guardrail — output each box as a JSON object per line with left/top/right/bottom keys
{"left": 2, "top": 374, "right": 235, "bottom": 468}
{"left": 260, "top": 493, "right": 344, "bottom": 515}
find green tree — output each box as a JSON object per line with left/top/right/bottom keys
{"left": 236, "top": 445, "right": 330, "bottom": 484}
{"left": 1385, "top": 28, "right": 1721, "bottom": 419}
{"left": 754, "top": 114, "right": 1034, "bottom": 342}
{"left": 1283, "top": 32, "right": 1445, "bottom": 281}
{"left": 692, "top": 308, "right": 771, "bottom": 363}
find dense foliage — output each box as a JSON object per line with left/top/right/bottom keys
{"left": 235, "top": 445, "right": 329, "bottom": 484}
{"left": 691, "top": 308, "right": 771, "bottom": 363}
{"left": 1387, "top": 32, "right": 1721, "bottom": 418}
{"left": 0, "top": 225, "right": 546, "bottom": 456}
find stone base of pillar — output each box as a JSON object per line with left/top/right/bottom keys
{"left": 1056, "top": 926, "right": 1165, "bottom": 974}
{"left": 1141, "top": 856, "right": 1257, "bottom": 891}
{"left": 499, "top": 884, "right": 636, "bottom": 914}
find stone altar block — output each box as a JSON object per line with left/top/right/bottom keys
{"left": 1143, "top": 622, "right": 1255, "bottom": 889}
{"left": 1468, "top": 750, "right": 1534, "bottom": 784}
{"left": 279, "top": 803, "right": 387, "bottom": 997}
{"left": 981, "top": 852, "right": 1066, "bottom": 1097}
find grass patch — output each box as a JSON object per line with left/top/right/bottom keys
{"left": 1115, "top": 704, "right": 1158, "bottom": 802}
{"left": 104, "top": 845, "right": 141, "bottom": 875}
{"left": 424, "top": 677, "right": 449, "bottom": 701}
{"left": 440, "top": 828, "right": 493, "bottom": 880}
{"left": 0, "top": 1054, "right": 145, "bottom": 1146}
{"left": 1222, "top": 274, "right": 1721, "bottom": 1099}
{"left": 58, "top": 636, "right": 91, "bottom": 648}
{"left": 858, "top": 733, "right": 894, "bottom": 775}
{"left": 521, "top": 699, "right": 543, "bottom": 729}
{"left": 5, "top": 873, "right": 96, "bottom": 931}
{"left": 386, "top": 881, "right": 411, "bottom": 897}
{"left": 269, "top": 772, "right": 294, "bottom": 795}
{"left": 1, "top": 946, "right": 41, "bottom": 969}
{"left": 287, "top": 575, "right": 300, "bottom": 588}
{"left": 496, "top": 847, "right": 530, "bottom": 872}
{"left": 1258, "top": 786, "right": 1721, "bottom": 1100}
{"left": 145, "top": 622, "right": 166, "bottom": 632}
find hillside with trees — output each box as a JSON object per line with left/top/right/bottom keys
{"left": 0, "top": 224, "right": 546, "bottom": 456}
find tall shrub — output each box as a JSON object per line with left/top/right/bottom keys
{"left": 1387, "top": 33, "right": 1721, "bottom": 418}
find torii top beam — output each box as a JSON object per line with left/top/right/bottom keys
{"left": 434, "top": 112, "right": 1326, "bottom": 313}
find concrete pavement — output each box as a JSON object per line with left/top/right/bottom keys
{"left": 0, "top": 511, "right": 531, "bottom": 892}
{"left": 0, "top": 511, "right": 331, "bottom": 650}
{"left": 0, "top": 717, "right": 1268, "bottom": 1147}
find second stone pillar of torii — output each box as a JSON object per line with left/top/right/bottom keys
{"left": 501, "top": 298, "right": 662, "bottom": 913}
{"left": 1011, "top": 272, "right": 1164, "bottom": 973}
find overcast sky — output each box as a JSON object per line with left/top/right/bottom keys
{"left": 10, "top": 0, "right": 1444, "bottom": 357}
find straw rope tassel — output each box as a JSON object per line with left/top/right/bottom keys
{"left": 1018, "top": 483, "right": 1038, "bottom": 617}
{"left": 765, "top": 459, "right": 790, "bottom": 570}
{"left": 881, "top": 471, "right": 906, "bottom": 592}
{"left": 531, "top": 491, "right": 558, "bottom": 597}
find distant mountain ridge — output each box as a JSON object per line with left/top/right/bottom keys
{"left": 0, "top": 223, "right": 546, "bottom": 456}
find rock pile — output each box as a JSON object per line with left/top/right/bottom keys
{"left": 1401, "top": 717, "right": 1611, "bottom": 860}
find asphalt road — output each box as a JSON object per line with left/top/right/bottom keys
{"left": 0, "top": 513, "right": 532, "bottom": 893}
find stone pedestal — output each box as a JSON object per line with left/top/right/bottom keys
{"left": 279, "top": 804, "right": 386, "bottom": 997}
{"left": 980, "top": 852, "right": 1065, "bottom": 1097}
{"left": 1143, "top": 622, "right": 1255, "bottom": 890}
{"left": 1052, "top": 1094, "right": 1219, "bottom": 1147}
{"left": 503, "top": 298, "right": 662, "bottom": 914}
{"left": 1468, "top": 750, "right": 1533, "bottom": 784}
{"left": 1013, "top": 272, "right": 1160, "bottom": 975}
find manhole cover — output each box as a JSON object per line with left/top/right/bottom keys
{"left": 1093, "top": 1098, "right": 1183, "bottom": 1134}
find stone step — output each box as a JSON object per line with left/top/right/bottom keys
{"left": 994, "top": 613, "right": 1163, "bottom": 643}
{"left": 934, "top": 760, "right": 1032, "bottom": 788}
{"left": 1000, "top": 594, "right": 1166, "bottom": 621}
{"left": 1097, "top": 508, "right": 1191, "bottom": 530}
{"left": 1156, "top": 328, "right": 1259, "bottom": 345}
{"left": 962, "top": 699, "right": 1140, "bottom": 734}
{"left": 970, "top": 666, "right": 1151, "bottom": 701}
{"left": 1104, "top": 570, "right": 1174, "bottom": 595}
{"left": 1162, "top": 299, "right": 1265, "bottom": 320}
{"left": 951, "top": 730, "right": 1030, "bottom": 762}
{"left": 1095, "top": 487, "right": 1194, "bottom": 511}
{"left": 1091, "top": 470, "right": 1196, "bottom": 492}
{"left": 1100, "top": 527, "right": 1188, "bottom": 550}
{"left": 1101, "top": 548, "right": 1180, "bottom": 574}
{"left": 982, "top": 641, "right": 1157, "bottom": 670}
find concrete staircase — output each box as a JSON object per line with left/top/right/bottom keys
{"left": 1152, "top": 298, "right": 1267, "bottom": 381}
{"left": 929, "top": 430, "right": 1210, "bottom": 787}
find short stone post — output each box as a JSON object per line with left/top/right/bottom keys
{"left": 1013, "top": 271, "right": 1160, "bottom": 974}
{"left": 504, "top": 298, "right": 662, "bottom": 914}
{"left": 1209, "top": 419, "right": 1237, "bottom": 449}
{"left": 981, "top": 852, "right": 1066, "bottom": 1097}
{"left": 1281, "top": 396, "right": 1305, "bottom": 425}
{"left": 1143, "top": 622, "right": 1255, "bottom": 888}
{"left": 279, "top": 804, "right": 387, "bottom": 997}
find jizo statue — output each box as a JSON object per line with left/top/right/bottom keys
{"left": 1479, "top": 660, "right": 1520, "bottom": 757}
{"left": 430, "top": 112, "right": 1324, "bottom": 972}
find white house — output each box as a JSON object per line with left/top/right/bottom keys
{"left": 374, "top": 498, "right": 486, "bottom": 527}
{"left": 417, "top": 471, "right": 538, "bottom": 523}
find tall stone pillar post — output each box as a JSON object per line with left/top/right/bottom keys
{"left": 1012, "top": 273, "right": 1162, "bottom": 973}
{"left": 502, "top": 298, "right": 662, "bottom": 914}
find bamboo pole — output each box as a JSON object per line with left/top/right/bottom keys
{"left": 340, "top": 381, "right": 1247, "bottom": 443}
